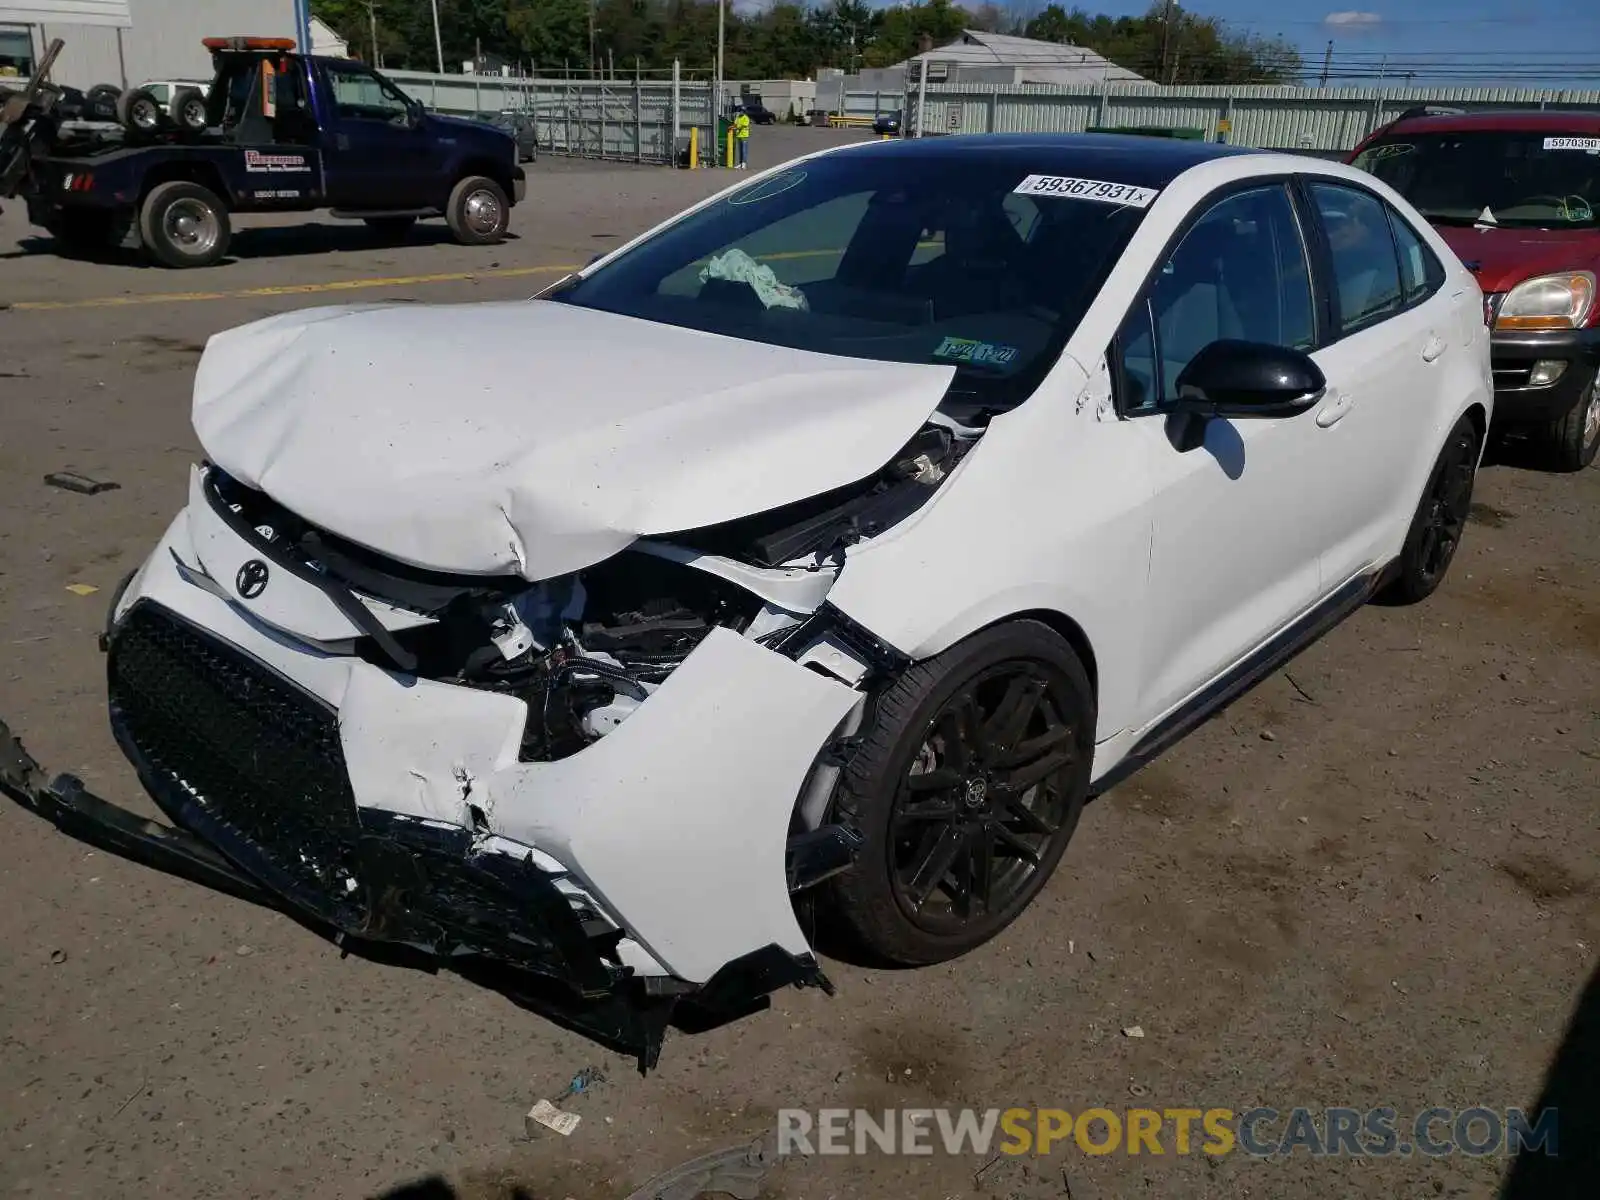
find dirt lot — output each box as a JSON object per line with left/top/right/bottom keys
{"left": 1, "top": 129, "right": 1597, "bottom": 1200}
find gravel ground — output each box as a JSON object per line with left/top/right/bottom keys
{"left": 0, "top": 127, "right": 1596, "bottom": 1200}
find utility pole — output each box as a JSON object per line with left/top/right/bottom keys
{"left": 714, "top": 0, "right": 726, "bottom": 138}
{"left": 589, "top": 0, "right": 597, "bottom": 77}
{"left": 1319, "top": 39, "right": 1333, "bottom": 88}
{"left": 429, "top": 0, "right": 443, "bottom": 72}
{"left": 1158, "top": 0, "right": 1174, "bottom": 85}
{"left": 362, "top": 0, "right": 379, "bottom": 66}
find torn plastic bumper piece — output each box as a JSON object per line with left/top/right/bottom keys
{"left": 0, "top": 711, "right": 833, "bottom": 1073}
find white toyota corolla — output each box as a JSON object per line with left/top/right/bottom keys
{"left": 9, "top": 134, "right": 1494, "bottom": 1065}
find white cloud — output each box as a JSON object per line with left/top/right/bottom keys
{"left": 1324, "top": 11, "right": 1384, "bottom": 28}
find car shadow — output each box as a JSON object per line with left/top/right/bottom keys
{"left": 1499, "top": 959, "right": 1599, "bottom": 1199}
{"left": 2, "top": 222, "right": 516, "bottom": 267}
{"left": 1480, "top": 426, "right": 1560, "bottom": 474}
{"left": 372, "top": 1180, "right": 534, "bottom": 1200}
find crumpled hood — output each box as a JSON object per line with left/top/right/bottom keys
{"left": 1433, "top": 224, "right": 1600, "bottom": 293}
{"left": 191, "top": 299, "right": 956, "bottom": 579}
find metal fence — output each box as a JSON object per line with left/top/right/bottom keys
{"left": 386, "top": 69, "right": 715, "bottom": 165}
{"left": 876, "top": 81, "right": 1600, "bottom": 152}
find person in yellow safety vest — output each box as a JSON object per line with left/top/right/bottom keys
{"left": 733, "top": 110, "right": 751, "bottom": 169}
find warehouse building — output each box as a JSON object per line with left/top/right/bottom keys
{"left": 1, "top": 0, "right": 300, "bottom": 90}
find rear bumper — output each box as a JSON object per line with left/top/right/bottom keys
{"left": 1489, "top": 326, "right": 1600, "bottom": 422}
{"left": 511, "top": 166, "right": 526, "bottom": 204}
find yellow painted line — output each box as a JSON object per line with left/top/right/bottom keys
{"left": 7, "top": 263, "right": 583, "bottom": 312}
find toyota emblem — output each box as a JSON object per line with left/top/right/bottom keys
{"left": 235, "top": 559, "right": 270, "bottom": 599}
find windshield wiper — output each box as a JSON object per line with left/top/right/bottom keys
{"left": 1417, "top": 212, "right": 1487, "bottom": 226}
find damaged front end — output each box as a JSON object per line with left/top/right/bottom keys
{"left": 4, "top": 416, "right": 976, "bottom": 1070}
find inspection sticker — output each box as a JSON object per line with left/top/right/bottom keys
{"left": 1544, "top": 137, "right": 1600, "bottom": 152}
{"left": 935, "top": 336, "right": 1018, "bottom": 366}
{"left": 1013, "top": 175, "right": 1159, "bottom": 207}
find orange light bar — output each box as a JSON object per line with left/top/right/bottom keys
{"left": 202, "top": 36, "right": 297, "bottom": 52}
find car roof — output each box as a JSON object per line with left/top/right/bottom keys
{"left": 833, "top": 132, "right": 1260, "bottom": 189}
{"left": 1374, "top": 110, "right": 1600, "bottom": 137}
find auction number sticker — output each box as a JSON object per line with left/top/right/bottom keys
{"left": 1544, "top": 137, "right": 1600, "bottom": 152}
{"left": 1014, "top": 175, "right": 1159, "bottom": 207}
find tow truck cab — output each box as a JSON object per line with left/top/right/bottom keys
{"left": 26, "top": 37, "right": 524, "bottom": 266}
{"left": 1347, "top": 111, "right": 1600, "bottom": 470}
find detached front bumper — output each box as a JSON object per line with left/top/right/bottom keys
{"left": 1489, "top": 325, "right": 1600, "bottom": 422}
{"left": 3, "top": 487, "right": 872, "bottom": 1068}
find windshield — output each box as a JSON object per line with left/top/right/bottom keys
{"left": 1352, "top": 131, "right": 1600, "bottom": 228}
{"left": 545, "top": 150, "right": 1152, "bottom": 408}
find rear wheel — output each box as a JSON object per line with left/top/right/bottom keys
{"left": 1536, "top": 366, "right": 1600, "bottom": 472}
{"left": 1378, "top": 413, "right": 1481, "bottom": 605}
{"left": 139, "top": 180, "right": 231, "bottom": 268}
{"left": 445, "top": 175, "right": 510, "bottom": 245}
{"left": 826, "top": 620, "right": 1094, "bottom": 965}
{"left": 115, "top": 86, "right": 162, "bottom": 134}
{"left": 364, "top": 215, "right": 417, "bottom": 242}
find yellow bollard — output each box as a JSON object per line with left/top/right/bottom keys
{"left": 726, "top": 127, "right": 735, "bottom": 168}
{"left": 689, "top": 126, "right": 699, "bottom": 169}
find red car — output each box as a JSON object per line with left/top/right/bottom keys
{"left": 1348, "top": 109, "right": 1600, "bottom": 470}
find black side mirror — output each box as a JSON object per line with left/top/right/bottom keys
{"left": 406, "top": 99, "right": 425, "bottom": 128}
{"left": 1170, "top": 339, "right": 1325, "bottom": 419}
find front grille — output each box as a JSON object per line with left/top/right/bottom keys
{"left": 108, "top": 603, "right": 365, "bottom": 922}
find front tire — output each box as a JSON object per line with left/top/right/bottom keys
{"left": 1536, "top": 366, "right": 1600, "bottom": 472}
{"left": 445, "top": 175, "right": 510, "bottom": 245}
{"left": 139, "top": 180, "right": 231, "bottom": 268}
{"left": 827, "top": 621, "right": 1095, "bottom": 966}
{"left": 1378, "top": 413, "right": 1481, "bottom": 606}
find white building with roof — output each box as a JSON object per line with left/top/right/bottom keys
{"left": 821, "top": 29, "right": 1146, "bottom": 114}
{"left": 897, "top": 30, "right": 1147, "bottom": 87}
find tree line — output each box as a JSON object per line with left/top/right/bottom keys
{"left": 311, "top": 0, "right": 1302, "bottom": 85}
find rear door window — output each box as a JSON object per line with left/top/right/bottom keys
{"left": 1309, "top": 183, "right": 1404, "bottom": 336}
{"left": 1386, "top": 206, "right": 1445, "bottom": 306}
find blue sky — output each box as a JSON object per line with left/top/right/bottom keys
{"left": 1038, "top": 1, "right": 1600, "bottom": 87}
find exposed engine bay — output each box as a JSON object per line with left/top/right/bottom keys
{"left": 207, "top": 414, "right": 978, "bottom": 765}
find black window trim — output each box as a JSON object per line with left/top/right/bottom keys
{"left": 1297, "top": 174, "right": 1445, "bottom": 343}
{"left": 1109, "top": 173, "right": 1326, "bottom": 419}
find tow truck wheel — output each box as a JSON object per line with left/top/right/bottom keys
{"left": 169, "top": 87, "right": 208, "bottom": 133}
{"left": 446, "top": 175, "right": 510, "bottom": 245}
{"left": 139, "top": 181, "right": 231, "bottom": 268}
{"left": 115, "top": 87, "right": 163, "bottom": 134}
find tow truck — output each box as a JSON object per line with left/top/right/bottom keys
{"left": 0, "top": 36, "right": 525, "bottom": 268}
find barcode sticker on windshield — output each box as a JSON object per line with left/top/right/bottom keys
{"left": 1014, "top": 175, "right": 1160, "bottom": 207}
{"left": 1544, "top": 137, "right": 1600, "bottom": 152}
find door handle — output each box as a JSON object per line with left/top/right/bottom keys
{"left": 1315, "top": 390, "right": 1353, "bottom": 428}
{"left": 1421, "top": 335, "right": 1446, "bottom": 362}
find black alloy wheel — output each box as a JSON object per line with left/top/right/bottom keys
{"left": 889, "top": 663, "right": 1079, "bottom": 934}
{"left": 1379, "top": 413, "right": 1480, "bottom": 605}
{"left": 826, "top": 620, "right": 1094, "bottom": 965}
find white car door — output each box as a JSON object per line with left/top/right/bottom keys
{"left": 1114, "top": 181, "right": 1335, "bottom": 727}
{"left": 1300, "top": 180, "right": 1452, "bottom": 586}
